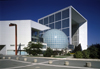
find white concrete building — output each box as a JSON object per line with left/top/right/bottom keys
{"left": 0, "top": 20, "right": 50, "bottom": 55}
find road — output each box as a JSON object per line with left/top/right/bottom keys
{"left": 0, "top": 55, "right": 100, "bottom": 69}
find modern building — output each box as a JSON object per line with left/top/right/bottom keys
{"left": 38, "top": 6, "right": 88, "bottom": 50}
{"left": 0, "top": 6, "right": 88, "bottom": 55}
{"left": 0, "top": 20, "right": 50, "bottom": 55}
{"left": 43, "top": 29, "right": 68, "bottom": 49}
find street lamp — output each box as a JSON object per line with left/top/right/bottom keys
{"left": 9, "top": 23, "right": 17, "bottom": 55}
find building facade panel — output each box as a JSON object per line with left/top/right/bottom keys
{"left": 79, "top": 22, "right": 87, "bottom": 50}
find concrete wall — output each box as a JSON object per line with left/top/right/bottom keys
{"left": 79, "top": 21, "right": 88, "bottom": 50}
{"left": 72, "top": 24, "right": 79, "bottom": 46}
{"left": 0, "top": 20, "right": 31, "bottom": 55}
{"left": 0, "top": 20, "right": 50, "bottom": 55}
{"left": 31, "top": 21, "right": 50, "bottom": 31}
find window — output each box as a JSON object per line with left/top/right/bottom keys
{"left": 62, "top": 9, "right": 69, "bottom": 19}
{"left": 31, "top": 38, "right": 38, "bottom": 42}
{"left": 44, "top": 17, "right": 48, "bottom": 25}
{"left": 55, "top": 12, "right": 61, "bottom": 21}
{"left": 55, "top": 21, "right": 61, "bottom": 29}
{"left": 62, "top": 28, "right": 69, "bottom": 36}
{"left": 46, "top": 24, "right": 49, "bottom": 27}
{"left": 39, "top": 19, "right": 43, "bottom": 24}
{"left": 49, "top": 23, "right": 54, "bottom": 29}
{"left": 39, "top": 34, "right": 43, "bottom": 37}
{"left": 10, "top": 44, "right": 25, "bottom": 46}
{"left": 62, "top": 19, "right": 69, "bottom": 28}
{"left": 44, "top": 30, "right": 48, "bottom": 33}
{"left": 39, "top": 31, "right": 43, "bottom": 34}
{"left": 49, "top": 15, "right": 54, "bottom": 23}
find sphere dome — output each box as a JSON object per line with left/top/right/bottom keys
{"left": 43, "top": 29, "right": 68, "bottom": 49}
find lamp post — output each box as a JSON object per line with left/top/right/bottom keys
{"left": 9, "top": 23, "right": 17, "bottom": 55}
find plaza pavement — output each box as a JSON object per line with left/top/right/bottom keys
{"left": 0, "top": 55, "right": 100, "bottom": 69}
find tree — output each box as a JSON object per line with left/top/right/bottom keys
{"left": 88, "top": 45, "right": 98, "bottom": 58}
{"left": 74, "top": 51, "right": 83, "bottom": 58}
{"left": 74, "top": 44, "right": 100, "bottom": 59}
{"left": 43, "top": 47, "right": 53, "bottom": 57}
{"left": 24, "top": 41, "right": 43, "bottom": 56}
{"left": 73, "top": 44, "right": 82, "bottom": 53}
{"left": 82, "top": 50, "right": 90, "bottom": 58}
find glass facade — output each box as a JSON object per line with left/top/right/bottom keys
{"left": 49, "top": 23, "right": 54, "bottom": 29}
{"left": 39, "top": 8, "right": 69, "bottom": 37}
{"left": 55, "top": 12, "right": 61, "bottom": 21}
{"left": 62, "top": 9, "right": 69, "bottom": 19}
{"left": 39, "top": 8, "right": 70, "bottom": 47}
{"left": 55, "top": 21, "right": 61, "bottom": 29}
{"left": 39, "top": 19, "right": 43, "bottom": 24}
{"left": 62, "top": 28, "right": 69, "bottom": 36}
{"left": 43, "top": 29, "right": 68, "bottom": 49}
{"left": 62, "top": 19, "right": 69, "bottom": 28}
{"left": 49, "top": 15, "right": 54, "bottom": 23}
{"left": 31, "top": 28, "right": 43, "bottom": 42}
{"left": 38, "top": 6, "right": 87, "bottom": 50}
{"left": 44, "top": 17, "right": 48, "bottom": 25}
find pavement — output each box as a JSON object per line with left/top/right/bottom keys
{"left": 0, "top": 55, "right": 100, "bottom": 69}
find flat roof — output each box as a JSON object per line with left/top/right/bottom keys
{"left": 71, "top": 6, "right": 87, "bottom": 23}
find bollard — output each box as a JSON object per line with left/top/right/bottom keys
{"left": 16, "top": 57, "right": 19, "bottom": 60}
{"left": 64, "top": 61, "right": 69, "bottom": 65}
{"left": 8, "top": 57, "right": 11, "bottom": 59}
{"left": 34, "top": 59, "right": 37, "bottom": 63}
{"left": 24, "top": 58, "right": 27, "bottom": 61}
{"left": 48, "top": 60, "right": 53, "bottom": 64}
{"left": 3, "top": 57, "right": 5, "bottom": 59}
{"left": 86, "top": 62, "right": 91, "bottom": 67}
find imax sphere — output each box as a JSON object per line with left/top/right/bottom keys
{"left": 43, "top": 29, "right": 68, "bottom": 49}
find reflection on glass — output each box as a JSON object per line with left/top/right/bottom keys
{"left": 39, "top": 19, "right": 43, "bottom": 24}
{"left": 55, "top": 12, "right": 61, "bottom": 21}
{"left": 44, "top": 17, "right": 48, "bottom": 25}
{"left": 55, "top": 21, "right": 61, "bottom": 29}
{"left": 62, "top": 19, "right": 69, "bottom": 28}
{"left": 49, "top": 15, "right": 54, "bottom": 23}
{"left": 46, "top": 24, "right": 49, "bottom": 27}
{"left": 62, "top": 28, "right": 69, "bottom": 36}
{"left": 43, "top": 29, "right": 68, "bottom": 49}
{"left": 49, "top": 23, "right": 54, "bottom": 29}
{"left": 62, "top": 9, "right": 69, "bottom": 19}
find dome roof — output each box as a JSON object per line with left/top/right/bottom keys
{"left": 43, "top": 29, "right": 68, "bottom": 49}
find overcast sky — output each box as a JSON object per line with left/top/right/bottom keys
{"left": 0, "top": 0, "right": 100, "bottom": 46}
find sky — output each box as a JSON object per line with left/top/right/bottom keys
{"left": 0, "top": 0, "right": 100, "bottom": 47}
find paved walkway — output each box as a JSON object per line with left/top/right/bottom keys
{"left": 0, "top": 55, "right": 100, "bottom": 69}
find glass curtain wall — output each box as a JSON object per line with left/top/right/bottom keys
{"left": 39, "top": 8, "right": 70, "bottom": 41}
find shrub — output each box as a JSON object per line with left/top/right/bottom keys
{"left": 82, "top": 50, "right": 90, "bottom": 58}
{"left": 65, "top": 53, "right": 71, "bottom": 56}
{"left": 43, "top": 47, "right": 53, "bottom": 57}
{"left": 74, "top": 44, "right": 100, "bottom": 59}
{"left": 88, "top": 45, "right": 99, "bottom": 58}
{"left": 74, "top": 51, "right": 83, "bottom": 58}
